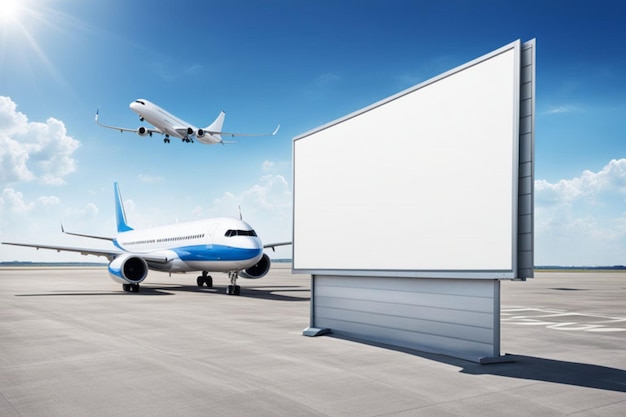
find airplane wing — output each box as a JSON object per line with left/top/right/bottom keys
{"left": 2, "top": 242, "right": 169, "bottom": 264}
{"left": 264, "top": 241, "right": 292, "bottom": 252}
{"left": 211, "top": 124, "right": 281, "bottom": 138}
{"left": 174, "top": 128, "right": 191, "bottom": 136}
{"left": 95, "top": 110, "right": 162, "bottom": 136}
{"left": 2, "top": 241, "right": 123, "bottom": 261}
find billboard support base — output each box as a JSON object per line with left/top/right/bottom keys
{"left": 303, "top": 327, "right": 331, "bottom": 337}
{"left": 479, "top": 354, "right": 518, "bottom": 365}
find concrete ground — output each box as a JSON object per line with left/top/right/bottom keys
{"left": 0, "top": 265, "right": 625, "bottom": 416}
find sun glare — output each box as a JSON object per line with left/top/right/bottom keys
{"left": 0, "top": 0, "right": 22, "bottom": 23}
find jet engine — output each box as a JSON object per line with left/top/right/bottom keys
{"left": 196, "top": 128, "right": 206, "bottom": 138}
{"left": 137, "top": 126, "right": 149, "bottom": 136}
{"left": 108, "top": 254, "right": 149, "bottom": 285}
{"left": 186, "top": 127, "right": 194, "bottom": 136}
{"left": 239, "top": 253, "right": 271, "bottom": 279}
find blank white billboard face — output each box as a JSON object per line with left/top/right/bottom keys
{"left": 293, "top": 41, "right": 522, "bottom": 277}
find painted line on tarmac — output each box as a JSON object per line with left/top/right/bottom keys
{"left": 502, "top": 307, "right": 626, "bottom": 333}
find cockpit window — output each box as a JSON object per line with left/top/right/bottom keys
{"left": 135, "top": 100, "right": 145, "bottom": 105}
{"left": 225, "top": 229, "right": 257, "bottom": 237}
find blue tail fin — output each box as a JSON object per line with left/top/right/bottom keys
{"left": 114, "top": 182, "right": 133, "bottom": 233}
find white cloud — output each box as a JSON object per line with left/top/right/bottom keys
{"left": 241, "top": 174, "right": 291, "bottom": 211}
{"left": 65, "top": 202, "right": 99, "bottom": 219}
{"left": 0, "top": 96, "right": 80, "bottom": 185}
{"left": 0, "top": 97, "right": 28, "bottom": 133}
{"left": 0, "top": 187, "right": 60, "bottom": 216}
{"left": 262, "top": 160, "right": 275, "bottom": 173}
{"left": 203, "top": 166, "right": 292, "bottom": 254}
{"left": 544, "top": 105, "right": 581, "bottom": 115}
{"left": 535, "top": 159, "right": 626, "bottom": 265}
{"left": 206, "top": 175, "right": 291, "bottom": 216}
{"left": 1, "top": 188, "right": 35, "bottom": 214}
{"left": 536, "top": 159, "right": 626, "bottom": 204}
{"left": 123, "top": 199, "right": 137, "bottom": 217}
{"left": 152, "top": 62, "right": 203, "bottom": 81}
{"left": 139, "top": 174, "right": 164, "bottom": 184}
{"left": 316, "top": 72, "right": 341, "bottom": 87}
{"left": 37, "top": 195, "right": 61, "bottom": 207}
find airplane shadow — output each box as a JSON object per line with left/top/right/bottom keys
{"left": 15, "top": 284, "right": 309, "bottom": 302}
{"left": 144, "top": 284, "right": 309, "bottom": 301}
{"left": 240, "top": 286, "right": 310, "bottom": 302}
{"left": 16, "top": 289, "right": 174, "bottom": 297}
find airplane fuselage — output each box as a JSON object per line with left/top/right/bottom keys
{"left": 113, "top": 217, "right": 263, "bottom": 273}
{"left": 129, "top": 99, "right": 222, "bottom": 144}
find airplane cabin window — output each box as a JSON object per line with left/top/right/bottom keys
{"left": 224, "top": 229, "right": 257, "bottom": 237}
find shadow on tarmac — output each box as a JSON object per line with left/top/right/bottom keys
{"left": 460, "top": 355, "right": 626, "bottom": 393}
{"left": 328, "top": 336, "right": 626, "bottom": 394}
{"left": 15, "top": 284, "right": 309, "bottom": 302}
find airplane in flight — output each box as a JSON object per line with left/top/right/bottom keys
{"left": 2, "top": 183, "right": 290, "bottom": 295}
{"left": 96, "top": 98, "right": 280, "bottom": 144}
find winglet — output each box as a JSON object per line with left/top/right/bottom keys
{"left": 114, "top": 182, "right": 133, "bottom": 233}
{"left": 272, "top": 124, "right": 281, "bottom": 136}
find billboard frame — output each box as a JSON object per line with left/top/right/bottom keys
{"left": 293, "top": 39, "right": 533, "bottom": 280}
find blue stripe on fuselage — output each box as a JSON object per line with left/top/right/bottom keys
{"left": 110, "top": 242, "right": 261, "bottom": 262}
{"left": 172, "top": 244, "right": 261, "bottom": 262}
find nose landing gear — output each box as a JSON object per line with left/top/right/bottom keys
{"left": 226, "top": 271, "right": 241, "bottom": 296}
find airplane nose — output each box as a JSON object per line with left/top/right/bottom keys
{"left": 250, "top": 237, "right": 263, "bottom": 254}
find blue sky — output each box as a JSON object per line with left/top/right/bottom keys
{"left": 1, "top": 0, "right": 625, "bottom": 266}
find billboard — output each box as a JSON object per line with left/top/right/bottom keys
{"left": 293, "top": 40, "right": 534, "bottom": 279}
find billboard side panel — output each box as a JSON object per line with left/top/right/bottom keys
{"left": 517, "top": 39, "right": 535, "bottom": 279}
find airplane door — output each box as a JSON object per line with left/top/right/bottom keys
{"left": 205, "top": 223, "right": 218, "bottom": 248}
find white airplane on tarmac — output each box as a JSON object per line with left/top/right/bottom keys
{"left": 96, "top": 98, "right": 280, "bottom": 144}
{"left": 2, "top": 183, "right": 290, "bottom": 295}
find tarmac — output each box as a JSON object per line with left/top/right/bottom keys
{"left": 0, "top": 264, "right": 625, "bottom": 416}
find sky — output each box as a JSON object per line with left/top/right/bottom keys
{"left": 0, "top": 0, "right": 625, "bottom": 266}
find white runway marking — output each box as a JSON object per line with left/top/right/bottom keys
{"left": 502, "top": 307, "right": 626, "bottom": 333}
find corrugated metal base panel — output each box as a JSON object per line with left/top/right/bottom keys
{"left": 311, "top": 275, "right": 501, "bottom": 362}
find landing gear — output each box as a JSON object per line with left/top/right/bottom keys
{"left": 226, "top": 271, "right": 241, "bottom": 296}
{"left": 164, "top": 135, "right": 170, "bottom": 144}
{"left": 196, "top": 271, "right": 213, "bottom": 288}
{"left": 226, "top": 285, "right": 240, "bottom": 295}
{"left": 122, "top": 283, "right": 140, "bottom": 293}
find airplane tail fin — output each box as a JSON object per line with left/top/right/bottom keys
{"left": 114, "top": 182, "right": 133, "bottom": 233}
{"left": 205, "top": 111, "right": 226, "bottom": 141}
